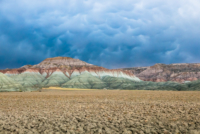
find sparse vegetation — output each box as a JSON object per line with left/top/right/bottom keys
{"left": 0, "top": 90, "right": 200, "bottom": 133}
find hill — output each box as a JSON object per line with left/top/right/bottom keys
{"left": 123, "top": 63, "right": 200, "bottom": 83}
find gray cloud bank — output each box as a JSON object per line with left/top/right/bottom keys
{"left": 0, "top": 0, "right": 200, "bottom": 69}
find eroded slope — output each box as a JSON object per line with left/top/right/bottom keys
{"left": 41, "top": 69, "right": 69, "bottom": 87}
{"left": 62, "top": 72, "right": 107, "bottom": 89}
{"left": 0, "top": 73, "right": 23, "bottom": 92}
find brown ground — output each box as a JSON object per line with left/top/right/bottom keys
{"left": 0, "top": 90, "right": 200, "bottom": 134}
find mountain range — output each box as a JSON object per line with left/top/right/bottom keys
{"left": 1, "top": 57, "right": 200, "bottom": 92}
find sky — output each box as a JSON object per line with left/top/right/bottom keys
{"left": 0, "top": 0, "right": 200, "bottom": 69}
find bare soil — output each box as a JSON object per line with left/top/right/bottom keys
{"left": 0, "top": 90, "right": 200, "bottom": 134}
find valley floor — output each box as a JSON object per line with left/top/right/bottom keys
{"left": 0, "top": 90, "right": 200, "bottom": 134}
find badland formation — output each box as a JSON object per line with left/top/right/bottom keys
{"left": 1, "top": 57, "right": 200, "bottom": 91}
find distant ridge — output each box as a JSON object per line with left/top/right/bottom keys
{"left": 122, "top": 63, "right": 200, "bottom": 83}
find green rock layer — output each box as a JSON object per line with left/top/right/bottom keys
{"left": 0, "top": 73, "right": 23, "bottom": 92}
{"left": 41, "top": 71, "right": 69, "bottom": 87}
{"left": 62, "top": 72, "right": 107, "bottom": 89}
{"left": 102, "top": 76, "right": 189, "bottom": 90}
{"left": 11, "top": 72, "right": 45, "bottom": 91}
{"left": 2, "top": 71, "right": 200, "bottom": 91}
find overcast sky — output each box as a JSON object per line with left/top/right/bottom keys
{"left": 0, "top": 0, "right": 200, "bottom": 69}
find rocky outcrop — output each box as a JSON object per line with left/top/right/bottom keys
{"left": 123, "top": 63, "right": 200, "bottom": 83}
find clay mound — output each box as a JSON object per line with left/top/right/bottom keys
{"left": 102, "top": 75, "right": 188, "bottom": 91}
{"left": 11, "top": 69, "right": 45, "bottom": 88}
{"left": 62, "top": 72, "right": 107, "bottom": 89}
{"left": 102, "top": 76, "right": 134, "bottom": 89}
{"left": 0, "top": 73, "right": 23, "bottom": 92}
{"left": 41, "top": 69, "right": 69, "bottom": 87}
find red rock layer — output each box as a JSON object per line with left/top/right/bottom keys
{"left": 0, "top": 68, "right": 25, "bottom": 74}
{"left": 38, "top": 66, "right": 136, "bottom": 79}
{"left": 123, "top": 63, "right": 200, "bottom": 83}
{"left": 5, "top": 70, "right": 20, "bottom": 75}
{"left": 23, "top": 68, "right": 41, "bottom": 73}
{"left": 1, "top": 66, "right": 137, "bottom": 79}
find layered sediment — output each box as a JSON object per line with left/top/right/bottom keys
{"left": 3, "top": 57, "right": 200, "bottom": 91}
{"left": 0, "top": 73, "right": 23, "bottom": 92}
{"left": 0, "top": 57, "right": 141, "bottom": 91}
{"left": 41, "top": 69, "right": 69, "bottom": 87}
{"left": 123, "top": 63, "right": 200, "bottom": 83}
{"left": 11, "top": 69, "right": 45, "bottom": 90}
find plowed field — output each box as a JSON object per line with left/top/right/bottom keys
{"left": 0, "top": 90, "right": 200, "bottom": 134}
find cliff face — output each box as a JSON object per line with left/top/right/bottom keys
{"left": 123, "top": 63, "right": 200, "bottom": 83}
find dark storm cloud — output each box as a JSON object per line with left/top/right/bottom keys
{"left": 0, "top": 0, "right": 200, "bottom": 69}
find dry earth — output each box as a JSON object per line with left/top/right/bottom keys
{"left": 0, "top": 90, "right": 200, "bottom": 134}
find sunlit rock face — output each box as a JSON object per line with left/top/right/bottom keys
{"left": 123, "top": 63, "right": 200, "bottom": 83}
